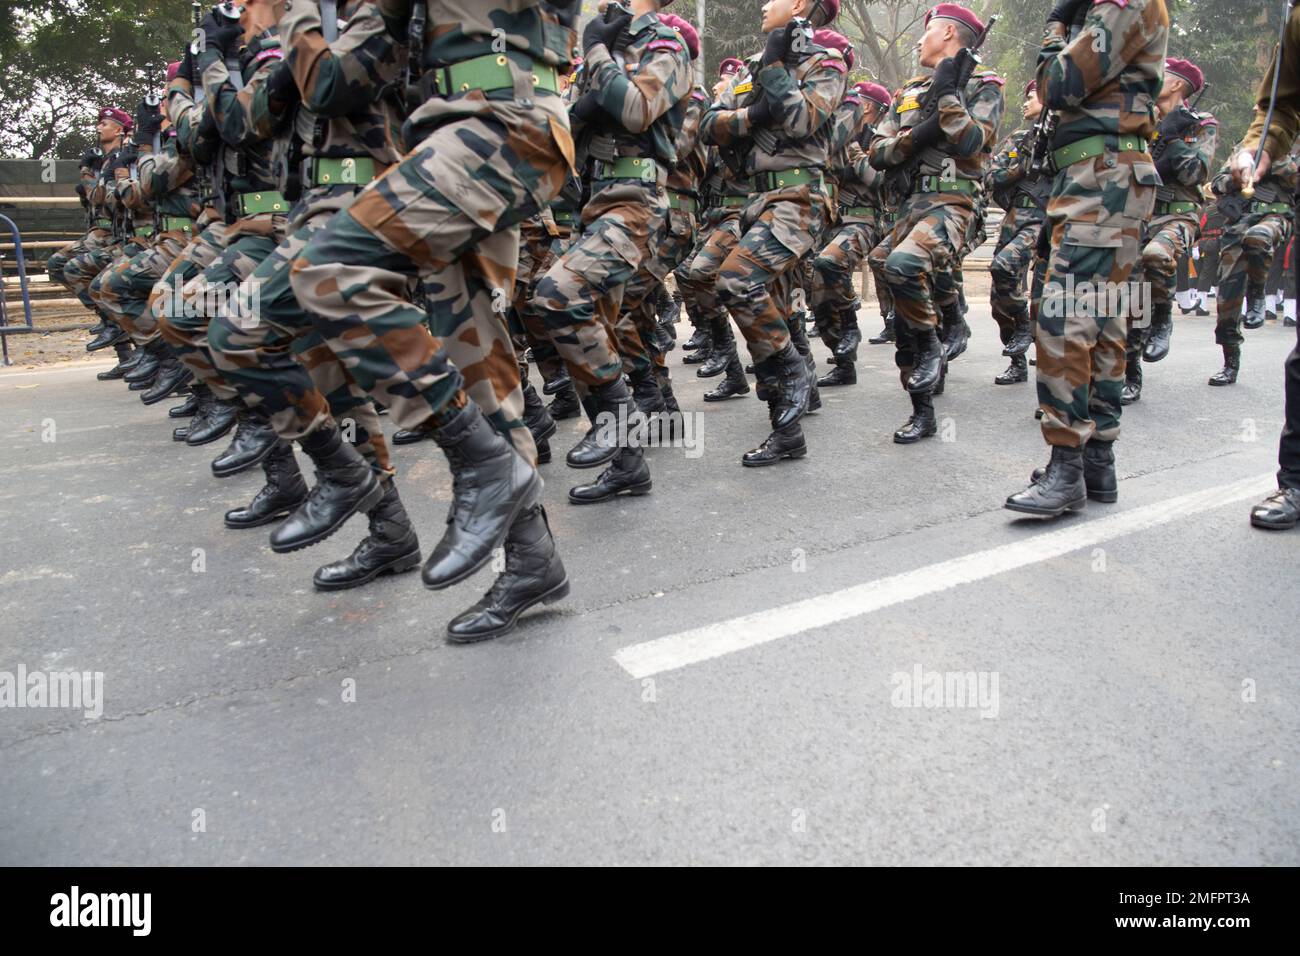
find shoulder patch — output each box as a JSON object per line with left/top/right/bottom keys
{"left": 646, "top": 38, "right": 684, "bottom": 54}
{"left": 254, "top": 48, "right": 284, "bottom": 63}
{"left": 821, "top": 55, "right": 848, "bottom": 75}
{"left": 692, "top": 90, "right": 708, "bottom": 102}
{"left": 973, "top": 71, "right": 1005, "bottom": 87}
{"left": 1198, "top": 115, "right": 1218, "bottom": 127}
{"left": 1094, "top": 0, "right": 1129, "bottom": 6}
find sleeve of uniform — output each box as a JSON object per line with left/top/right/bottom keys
{"left": 939, "top": 78, "right": 1002, "bottom": 157}
{"left": 200, "top": 45, "right": 285, "bottom": 146}
{"left": 674, "top": 90, "right": 706, "bottom": 162}
{"left": 1169, "top": 119, "right": 1217, "bottom": 186}
{"left": 141, "top": 147, "right": 194, "bottom": 197}
{"left": 700, "top": 72, "right": 750, "bottom": 146}
{"left": 756, "top": 54, "right": 842, "bottom": 140}
{"left": 985, "top": 133, "right": 1025, "bottom": 190}
{"left": 587, "top": 38, "right": 693, "bottom": 134}
{"left": 826, "top": 98, "right": 865, "bottom": 155}
{"left": 1037, "top": 1, "right": 1164, "bottom": 111}
{"left": 114, "top": 164, "right": 144, "bottom": 210}
{"left": 1243, "top": 6, "right": 1300, "bottom": 161}
{"left": 867, "top": 90, "right": 910, "bottom": 169}
{"left": 280, "top": 0, "right": 402, "bottom": 118}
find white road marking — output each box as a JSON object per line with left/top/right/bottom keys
{"left": 614, "top": 473, "right": 1276, "bottom": 679}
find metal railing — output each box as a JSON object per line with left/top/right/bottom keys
{"left": 0, "top": 213, "right": 34, "bottom": 366}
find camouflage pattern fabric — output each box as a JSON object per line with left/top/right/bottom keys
{"left": 1214, "top": 212, "right": 1293, "bottom": 348}
{"left": 990, "top": 207, "right": 1044, "bottom": 340}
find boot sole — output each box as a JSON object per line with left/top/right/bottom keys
{"left": 1207, "top": 379, "right": 1236, "bottom": 387}
{"left": 695, "top": 366, "right": 727, "bottom": 378}
{"left": 1004, "top": 497, "right": 1087, "bottom": 517}
{"left": 567, "top": 479, "right": 653, "bottom": 503}
{"left": 391, "top": 433, "right": 431, "bottom": 445}
{"left": 529, "top": 418, "right": 558, "bottom": 444}
{"left": 422, "top": 475, "right": 542, "bottom": 590}
{"left": 741, "top": 446, "right": 807, "bottom": 467}
{"left": 224, "top": 499, "right": 307, "bottom": 530}
{"left": 313, "top": 547, "right": 422, "bottom": 591}
{"left": 893, "top": 430, "right": 937, "bottom": 445}
{"left": 211, "top": 439, "right": 279, "bottom": 479}
{"left": 1251, "top": 514, "right": 1299, "bottom": 530}
{"left": 993, "top": 378, "right": 1028, "bottom": 386}
{"left": 445, "top": 578, "right": 571, "bottom": 643}
{"left": 271, "top": 479, "right": 386, "bottom": 555}
{"left": 703, "top": 389, "right": 750, "bottom": 402}
{"left": 1088, "top": 488, "right": 1119, "bottom": 504}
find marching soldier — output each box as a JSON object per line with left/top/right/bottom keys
{"left": 1005, "top": 0, "right": 1168, "bottom": 517}
{"left": 1229, "top": 0, "right": 1300, "bottom": 529}
{"left": 984, "top": 79, "right": 1048, "bottom": 387}
{"left": 1123, "top": 56, "right": 1217, "bottom": 403}
{"left": 868, "top": 3, "right": 1004, "bottom": 445}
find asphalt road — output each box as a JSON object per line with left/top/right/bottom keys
{"left": 1, "top": 305, "right": 1297, "bottom": 866}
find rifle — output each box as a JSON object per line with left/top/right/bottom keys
{"left": 1026, "top": 6, "right": 1090, "bottom": 178}
{"left": 1151, "top": 82, "right": 1210, "bottom": 165}
{"left": 579, "top": 1, "right": 634, "bottom": 165}
{"left": 883, "top": 13, "right": 998, "bottom": 203}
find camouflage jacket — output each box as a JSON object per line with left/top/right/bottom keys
{"left": 83, "top": 147, "right": 119, "bottom": 223}
{"left": 985, "top": 126, "right": 1050, "bottom": 212}
{"left": 388, "top": 0, "right": 576, "bottom": 135}
{"left": 666, "top": 85, "right": 709, "bottom": 196}
{"left": 868, "top": 68, "right": 1005, "bottom": 185}
{"left": 575, "top": 12, "right": 694, "bottom": 170}
{"left": 117, "top": 131, "right": 201, "bottom": 222}
{"left": 277, "top": 0, "right": 405, "bottom": 166}
{"left": 701, "top": 34, "right": 850, "bottom": 176}
{"left": 827, "top": 98, "right": 885, "bottom": 212}
{"left": 200, "top": 29, "right": 288, "bottom": 197}
{"left": 1036, "top": 0, "right": 1169, "bottom": 146}
{"left": 1152, "top": 108, "right": 1217, "bottom": 206}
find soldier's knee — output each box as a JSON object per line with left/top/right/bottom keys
{"left": 883, "top": 252, "right": 920, "bottom": 289}
{"left": 1142, "top": 246, "right": 1175, "bottom": 276}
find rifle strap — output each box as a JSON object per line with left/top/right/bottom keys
{"left": 320, "top": 0, "right": 340, "bottom": 43}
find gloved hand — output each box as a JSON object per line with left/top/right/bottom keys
{"left": 1047, "top": 0, "right": 1091, "bottom": 26}
{"left": 761, "top": 27, "right": 787, "bottom": 67}
{"left": 929, "top": 56, "right": 960, "bottom": 100}
{"left": 134, "top": 101, "right": 164, "bottom": 144}
{"left": 117, "top": 143, "right": 140, "bottom": 169}
{"left": 177, "top": 45, "right": 196, "bottom": 86}
{"left": 79, "top": 146, "right": 104, "bottom": 171}
{"left": 266, "top": 60, "right": 301, "bottom": 107}
{"left": 570, "top": 90, "right": 606, "bottom": 125}
{"left": 748, "top": 94, "right": 775, "bottom": 128}
{"left": 199, "top": 7, "right": 244, "bottom": 59}
{"left": 1159, "top": 106, "right": 1199, "bottom": 140}
{"left": 582, "top": 8, "right": 633, "bottom": 56}
{"left": 909, "top": 112, "right": 943, "bottom": 150}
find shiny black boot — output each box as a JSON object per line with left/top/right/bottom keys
{"left": 184, "top": 396, "right": 240, "bottom": 446}
{"left": 124, "top": 339, "right": 164, "bottom": 388}
{"left": 834, "top": 304, "right": 862, "bottom": 362}
{"left": 1208, "top": 345, "right": 1240, "bottom": 386}
{"left": 1243, "top": 294, "right": 1266, "bottom": 330}
{"left": 1006, "top": 445, "right": 1087, "bottom": 517}
{"left": 704, "top": 353, "right": 751, "bottom": 401}
{"left": 940, "top": 300, "right": 971, "bottom": 360}
{"left": 906, "top": 327, "right": 944, "bottom": 393}
{"left": 893, "top": 391, "right": 937, "bottom": 444}
{"left": 392, "top": 427, "right": 431, "bottom": 445}
{"left": 1142, "top": 302, "right": 1173, "bottom": 362}
{"left": 421, "top": 400, "right": 539, "bottom": 588}
{"left": 547, "top": 383, "right": 580, "bottom": 420}
{"left": 86, "top": 315, "right": 126, "bottom": 352}
{"left": 1003, "top": 313, "right": 1033, "bottom": 356}
{"left": 211, "top": 406, "right": 280, "bottom": 478}
{"left": 446, "top": 504, "right": 569, "bottom": 641}
{"left": 994, "top": 353, "right": 1028, "bottom": 385}
{"left": 270, "top": 424, "right": 384, "bottom": 554}
{"left": 817, "top": 357, "right": 857, "bottom": 387}
{"left": 1120, "top": 351, "right": 1143, "bottom": 405}
{"left": 140, "top": 349, "right": 193, "bottom": 405}
{"left": 868, "top": 312, "right": 896, "bottom": 345}
{"left": 97, "top": 340, "right": 137, "bottom": 380}
{"left": 224, "top": 441, "right": 309, "bottom": 529}
{"left": 168, "top": 390, "right": 201, "bottom": 419}
{"left": 313, "top": 482, "right": 422, "bottom": 590}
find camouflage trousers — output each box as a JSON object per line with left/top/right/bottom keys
{"left": 871, "top": 191, "right": 974, "bottom": 387}
{"left": 207, "top": 187, "right": 391, "bottom": 476}
{"left": 512, "top": 214, "right": 571, "bottom": 387}
{"left": 990, "top": 206, "right": 1046, "bottom": 341}
{"left": 64, "top": 240, "right": 120, "bottom": 312}
{"left": 93, "top": 232, "right": 190, "bottom": 344}
{"left": 618, "top": 204, "right": 697, "bottom": 379}
{"left": 153, "top": 221, "right": 242, "bottom": 401}
{"left": 1036, "top": 152, "right": 1156, "bottom": 448}
{"left": 681, "top": 207, "right": 742, "bottom": 325}
{"left": 812, "top": 216, "right": 878, "bottom": 351}
{"left": 1214, "top": 211, "right": 1291, "bottom": 349}
{"left": 715, "top": 185, "right": 830, "bottom": 363}
{"left": 289, "top": 105, "right": 571, "bottom": 464}
{"left": 47, "top": 230, "right": 111, "bottom": 295}
{"left": 1138, "top": 212, "right": 1197, "bottom": 308}
{"left": 533, "top": 178, "right": 668, "bottom": 396}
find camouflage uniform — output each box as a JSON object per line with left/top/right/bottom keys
{"left": 1211, "top": 154, "right": 1298, "bottom": 352}
{"left": 1031, "top": 0, "right": 1167, "bottom": 449}
{"left": 289, "top": 0, "right": 578, "bottom": 463}
{"left": 985, "top": 125, "right": 1050, "bottom": 380}
{"left": 206, "top": 0, "right": 405, "bottom": 479}
{"left": 701, "top": 31, "right": 849, "bottom": 462}
{"left": 867, "top": 62, "right": 1004, "bottom": 432}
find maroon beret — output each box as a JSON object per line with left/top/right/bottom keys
{"left": 166, "top": 61, "right": 182, "bottom": 83}
{"left": 98, "top": 106, "right": 133, "bottom": 133}
{"left": 924, "top": 3, "right": 984, "bottom": 38}
{"left": 719, "top": 57, "right": 744, "bottom": 78}
{"left": 1024, "top": 78, "right": 1037, "bottom": 97}
{"left": 814, "top": 29, "right": 854, "bottom": 71}
{"left": 658, "top": 13, "right": 699, "bottom": 61}
{"left": 1165, "top": 57, "right": 1205, "bottom": 95}
{"left": 854, "top": 81, "right": 892, "bottom": 108}
{"left": 810, "top": 0, "right": 841, "bottom": 25}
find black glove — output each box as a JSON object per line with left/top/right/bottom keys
{"left": 929, "top": 57, "right": 959, "bottom": 101}
{"left": 199, "top": 8, "right": 244, "bottom": 59}
{"left": 1155, "top": 151, "right": 1176, "bottom": 181}
{"left": 79, "top": 146, "right": 104, "bottom": 170}
{"left": 761, "top": 27, "right": 787, "bottom": 67}
{"left": 570, "top": 90, "right": 606, "bottom": 125}
{"left": 909, "top": 113, "right": 943, "bottom": 150}
{"left": 134, "top": 101, "right": 164, "bottom": 144}
{"left": 117, "top": 143, "right": 140, "bottom": 168}
{"left": 266, "top": 61, "right": 300, "bottom": 107}
{"left": 748, "top": 94, "right": 775, "bottom": 128}
{"left": 582, "top": 9, "right": 633, "bottom": 56}
{"left": 177, "top": 45, "right": 196, "bottom": 86}
{"left": 1159, "top": 106, "right": 1199, "bottom": 140}
{"left": 1047, "top": 0, "right": 1091, "bottom": 26}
